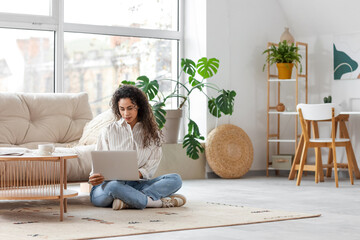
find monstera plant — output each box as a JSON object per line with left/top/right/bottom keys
{"left": 121, "top": 57, "right": 236, "bottom": 160}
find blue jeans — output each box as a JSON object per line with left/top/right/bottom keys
{"left": 90, "top": 173, "right": 182, "bottom": 209}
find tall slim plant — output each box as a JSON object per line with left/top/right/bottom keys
{"left": 121, "top": 57, "right": 236, "bottom": 160}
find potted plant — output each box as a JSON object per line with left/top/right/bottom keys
{"left": 121, "top": 57, "right": 236, "bottom": 160}
{"left": 323, "top": 95, "right": 332, "bottom": 103}
{"left": 263, "top": 40, "right": 302, "bottom": 79}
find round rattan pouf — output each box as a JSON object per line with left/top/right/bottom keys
{"left": 205, "top": 124, "right": 253, "bottom": 178}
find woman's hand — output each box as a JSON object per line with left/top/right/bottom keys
{"left": 89, "top": 173, "right": 105, "bottom": 186}
{"left": 138, "top": 171, "right": 143, "bottom": 179}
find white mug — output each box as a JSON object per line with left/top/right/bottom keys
{"left": 38, "top": 144, "right": 55, "bottom": 156}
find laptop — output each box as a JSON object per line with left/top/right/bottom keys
{"left": 91, "top": 150, "right": 141, "bottom": 181}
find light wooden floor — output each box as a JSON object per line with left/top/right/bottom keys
{"left": 88, "top": 175, "right": 360, "bottom": 240}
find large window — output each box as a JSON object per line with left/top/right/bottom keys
{"left": 0, "top": 28, "right": 54, "bottom": 92}
{"left": 64, "top": 33, "right": 177, "bottom": 115}
{"left": 0, "top": 0, "right": 51, "bottom": 16}
{"left": 65, "top": 0, "right": 178, "bottom": 31}
{"left": 0, "top": 0, "right": 181, "bottom": 115}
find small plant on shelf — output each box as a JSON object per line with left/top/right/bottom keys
{"left": 262, "top": 40, "right": 302, "bottom": 79}
{"left": 323, "top": 95, "right": 332, "bottom": 103}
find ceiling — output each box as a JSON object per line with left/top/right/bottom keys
{"left": 278, "top": 0, "right": 360, "bottom": 37}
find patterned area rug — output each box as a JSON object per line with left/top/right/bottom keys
{"left": 0, "top": 196, "right": 320, "bottom": 239}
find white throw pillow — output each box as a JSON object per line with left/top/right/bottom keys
{"left": 78, "top": 109, "right": 117, "bottom": 145}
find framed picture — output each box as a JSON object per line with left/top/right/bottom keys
{"left": 333, "top": 33, "right": 360, "bottom": 80}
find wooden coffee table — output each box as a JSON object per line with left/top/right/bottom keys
{"left": 0, "top": 153, "right": 78, "bottom": 221}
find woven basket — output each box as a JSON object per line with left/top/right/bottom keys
{"left": 205, "top": 124, "right": 253, "bottom": 178}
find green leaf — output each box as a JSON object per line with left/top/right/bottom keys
{"left": 187, "top": 119, "right": 201, "bottom": 136}
{"left": 188, "top": 76, "right": 203, "bottom": 91}
{"left": 215, "top": 90, "right": 236, "bottom": 115}
{"left": 135, "top": 75, "right": 159, "bottom": 101}
{"left": 183, "top": 120, "right": 205, "bottom": 160}
{"left": 181, "top": 58, "right": 196, "bottom": 77}
{"left": 208, "top": 98, "right": 221, "bottom": 117}
{"left": 183, "top": 134, "right": 205, "bottom": 160}
{"left": 120, "top": 80, "right": 135, "bottom": 86}
{"left": 152, "top": 102, "right": 166, "bottom": 129}
{"left": 197, "top": 57, "right": 219, "bottom": 79}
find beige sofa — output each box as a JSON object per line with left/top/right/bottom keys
{"left": 0, "top": 92, "right": 101, "bottom": 182}
{"left": 0, "top": 92, "right": 207, "bottom": 183}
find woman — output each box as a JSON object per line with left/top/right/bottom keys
{"left": 88, "top": 85, "right": 186, "bottom": 210}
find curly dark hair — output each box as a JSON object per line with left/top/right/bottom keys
{"left": 111, "top": 85, "right": 161, "bottom": 148}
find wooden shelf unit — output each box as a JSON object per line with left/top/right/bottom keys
{"left": 266, "top": 42, "right": 308, "bottom": 176}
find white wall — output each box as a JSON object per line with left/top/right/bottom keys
{"left": 279, "top": 0, "right": 360, "bottom": 106}
{"left": 204, "top": 0, "right": 288, "bottom": 170}
{"left": 281, "top": 0, "right": 360, "bottom": 165}
{"left": 185, "top": 0, "right": 360, "bottom": 171}
{"left": 183, "top": 0, "right": 207, "bottom": 138}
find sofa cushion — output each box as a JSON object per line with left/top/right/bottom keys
{"left": 0, "top": 92, "right": 93, "bottom": 145}
{"left": 78, "top": 109, "right": 117, "bottom": 145}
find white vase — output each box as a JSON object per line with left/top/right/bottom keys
{"left": 162, "top": 109, "right": 183, "bottom": 143}
{"left": 280, "top": 27, "right": 295, "bottom": 44}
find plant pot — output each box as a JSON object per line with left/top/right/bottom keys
{"left": 162, "top": 109, "right": 183, "bottom": 143}
{"left": 276, "top": 63, "right": 294, "bottom": 79}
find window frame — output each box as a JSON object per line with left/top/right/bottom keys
{"left": 0, "top": 0, "right": 184, "bottom": 96}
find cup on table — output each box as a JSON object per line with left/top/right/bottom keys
{"left": 38, "top": 144, "right": 55, "bottom": 156}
